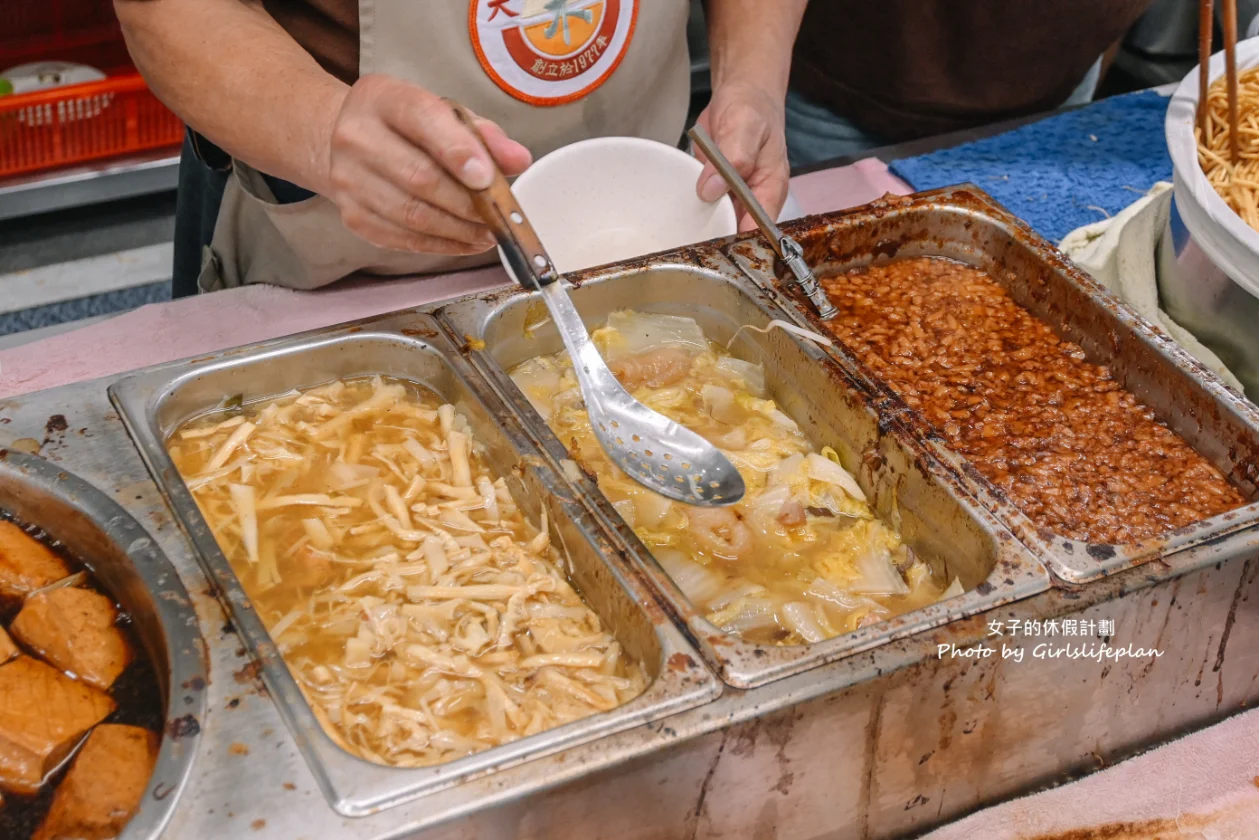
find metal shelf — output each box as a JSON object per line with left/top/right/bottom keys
{"left": 0, "top": 148, "right": 179, "bottom": 223}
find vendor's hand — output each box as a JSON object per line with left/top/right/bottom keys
{"left": 695, "top": 80, "right": 789, "bottom": 232}
{"left": 324, "top": 74, "right": 532, "bottom": 255}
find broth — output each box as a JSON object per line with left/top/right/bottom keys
{"left": 510, "top": 311, "right": 956, "bottom": 646}
{"left": 167, "top": 376, "right": 646, "bottom": 768}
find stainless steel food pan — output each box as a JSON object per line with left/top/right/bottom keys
{"left": 437, "top": 255, "right": 1051, "bottom": 689}
{"left": 726, "top": 185, "right": 1259, "bottom": 584}
{"left": 107, "top": 312, "right": 721, "bottom": 817}
{"left": 0, "top": 449, "right": 207, "bottom": 840}
{"left": 6, "top": 356, "right": 1259, "bottom": 839}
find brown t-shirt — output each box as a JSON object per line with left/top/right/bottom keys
{"left": 262, "top": 0, "right": 360, "bottom": 83}
{"left": 791, "top": 1, "right": 1152, "bottom": 142}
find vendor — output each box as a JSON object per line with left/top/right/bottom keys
{"left": 113, "top": 0, "right": 802, "bottom": 296}
{"left": 786, "top": 1, "right": 1152, "bottom": 166}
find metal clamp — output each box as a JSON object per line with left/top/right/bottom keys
{"left": 687, "top": 124, "right": 837, "bottom": 320}
{"left": 780, "top": 236, "right": 837, "bottom": 319}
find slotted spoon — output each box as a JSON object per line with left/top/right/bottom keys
{"left": 451, "top": 102, "right": 745, "bottom": 507}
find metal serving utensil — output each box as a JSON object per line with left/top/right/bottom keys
{"left": 450, "top": 102, "right": 745, "bottom": 507}
{"left": 688, "top": 124, "right": 837, "bottom": 320}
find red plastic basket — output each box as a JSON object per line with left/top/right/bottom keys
{"left": 0, "top": 1, "right": 184, "bottom": 179}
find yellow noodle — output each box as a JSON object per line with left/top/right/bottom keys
{"left": 1198, "top": 65, "right": 1259, "bottom": 231}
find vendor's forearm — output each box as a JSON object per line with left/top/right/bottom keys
{"left": 704, "top": 0, "right": 807, "bottom": 96}
{"left": 114, "top": 0, "right": 346, "bottom": 195}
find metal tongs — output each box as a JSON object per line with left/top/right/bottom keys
{"left": 688, "top": 125, "right": 836, "bottom": 320}
{"left": 449, "top": 102, "right": 746, "bottom": 507}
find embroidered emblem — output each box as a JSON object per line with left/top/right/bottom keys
{"left": 470, "top": 0, "right": 638, "bottom": 106}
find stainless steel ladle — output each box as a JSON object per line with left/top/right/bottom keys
{"left": 452, "top": 102, "right": 746, "bottom": 507}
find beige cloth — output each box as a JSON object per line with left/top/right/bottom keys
{"left": 201, "top": 0, "right": 691, "bottom": 292}
{"left": 1058, "top": 182, "right": 1246, "bottom": 394}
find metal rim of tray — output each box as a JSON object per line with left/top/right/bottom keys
{"left": 0, "top": 449, "right": 207, "bottom": 840}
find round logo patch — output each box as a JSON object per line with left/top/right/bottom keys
{"left": 470, "top": 0, "right": 638, "bottom": 107}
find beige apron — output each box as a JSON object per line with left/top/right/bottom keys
{"left": 199, "top": 0, "right": 691, "bottom": 292}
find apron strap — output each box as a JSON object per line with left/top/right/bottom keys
{"left": 189, "top": 125, "right": 313, "bottom": 204}
{"left": 188, "top": 128, "right": 232, "bottom": 172}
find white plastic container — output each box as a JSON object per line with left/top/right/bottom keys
{"left": 0, "top": 61, "right": 105, "bottom": 95}
{"left": 1163, "top": 37, "right": 1259, "bottom": 395}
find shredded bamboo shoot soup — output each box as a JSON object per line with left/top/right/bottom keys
{"left": 511, "top": 311, "right": 959, "bottom": 646}
{"left": 168, "top": 377, "right": 646, "bottom": 768}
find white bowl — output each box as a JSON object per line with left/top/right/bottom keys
{"left": 1167, "top": 36, "right": 1259, "bottom": 300}
{"left": 500, "top": 136, "right": 738, "bottom": 282}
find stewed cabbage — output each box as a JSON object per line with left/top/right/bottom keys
{"left": 511, "top": 311, "right": 959, "bottom": 646}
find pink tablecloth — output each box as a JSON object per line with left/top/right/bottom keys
{"left": 0, "top": 158, "right": 906, "bottom": 398}
{"left": 4, "top": 157, "right": 1257, "bottom": 837}
{"left": 923, "top": 706, "right": 1259, "bottom": 839}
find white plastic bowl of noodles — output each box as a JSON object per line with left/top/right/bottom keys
{"left": 498, "top": 136, "right": 739, "bottom": 282}
{"left": 1163, "top": 35, "right": 1259, "bottom": 395}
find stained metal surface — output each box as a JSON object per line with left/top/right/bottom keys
{"left": 0, "top": 449, "right": 206, "bottom": 840}
{"left": 108, "top": 313, "right": 721, "bottom": 819}
{"left": 727, "top": 186, "right": 1259, "bottom": 584}
{"left": 437, "top": 257, "right": 1051, "bottom": 688}
{"left": 3, "top": 190, "right": 1258, "bottom": 837}
{"left": 0, "top": 293, "right": 1257, "bottom": 838}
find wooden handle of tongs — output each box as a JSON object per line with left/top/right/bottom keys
{"left": 1200, "top": 0, "right": 1215, "bottom": 136}
{"left": 1224, "top": 0, "right": 1241, "bottom": 162}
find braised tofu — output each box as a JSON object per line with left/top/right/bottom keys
{"left": 33, "top": 724, "right": 159, "bottom": 840}
{"left": 0, "top": 521, "right": 71, "bottom": 599}
{"left": 0, "top": 625, "right": 17, "bottom": 664}
{"left": 0, "top": 657, "right": 115, "bottom": 795}
{"left": 11, "top": 587, "right": 132, "bottom": 690}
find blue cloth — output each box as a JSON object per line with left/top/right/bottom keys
{"left": 890, "top": 89, "right": 1173, "bottom": 244}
